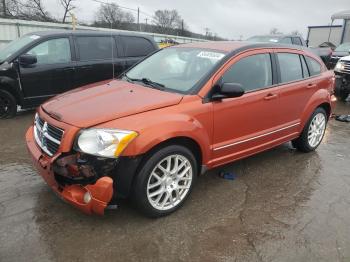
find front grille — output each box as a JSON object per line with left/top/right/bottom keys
{"left": 34, "top": 113, "right": 64, "bottom": 156}
{"left": 342, "top": 61, "right": 350, "bottom": 73}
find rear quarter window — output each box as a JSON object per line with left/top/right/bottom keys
{"left": 120, "top": 36, "right": 155, "bottom": 57}
{"left": 305, "top": 56, "right": 322, "bottom": 76}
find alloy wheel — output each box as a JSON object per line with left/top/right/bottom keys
{"left": 146, "top": 154, "right": 193, "bottom": 211}
{"left": 307, "top": 112, "right": 326, "bottom": 148}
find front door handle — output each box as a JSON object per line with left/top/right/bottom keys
{"left": 307, "top": 83, "right": 317, "bottom": 89}
{"left": 264, "top": 93, "right": 278, "bottom": 100}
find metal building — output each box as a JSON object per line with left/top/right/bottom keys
{"left": 307, "top": 25, "right": 342, "bottom": 47}
{"left": 307, "top": 10, "right": 350, "bottom": 47}
{"left": 0, "top": 18, "right": 207, "bottom": 49}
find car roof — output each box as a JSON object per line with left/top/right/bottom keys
{"left": 250, "top": 34, "right": 300, "bottom": 39}
{"left": 26, "top": 30, "right": 154, "bottom": 39}
{"left": 174, "top": 41, "right": 307, "bottom": 53}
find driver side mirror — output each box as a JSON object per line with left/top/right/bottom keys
{"left": 19, "top": 54, "right": 37, "bottom": 66}
{"left": 211, "top": 83, "right": 245, "bottom": 101}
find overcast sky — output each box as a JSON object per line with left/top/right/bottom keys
{"left": 45, "top": 0, "right": 348, "bottom": 39}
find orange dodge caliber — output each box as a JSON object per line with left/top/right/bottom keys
{"left": 26, "top": 42, "right": 336, "bottom": 217}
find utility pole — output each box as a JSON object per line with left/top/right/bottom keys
{"left": 137, "top": 7, "right": 140, "bottom": 31}
{"left": 205, "top": 28, "right": 210, "bottom": 38}
{"left": 1, "top": 0, "right": 7, "bottom": 17}
{"left": 145, "top": 18, "right": 148, "bottom": 32}
{"left": 181, "top": 19, "right": 184, "bottom": 36}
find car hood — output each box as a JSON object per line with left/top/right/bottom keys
{"left": 42, "top": 80, "right": 183, "bottom": 128}
{"left": 339, "top": 55, "right": 350, "bottom": 62}
{"left": 332, "top": 51, "right": 349, "bottom": 57}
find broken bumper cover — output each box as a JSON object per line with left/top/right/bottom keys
{"left": 25, "top": 126, "right": 113, "bottom": 215}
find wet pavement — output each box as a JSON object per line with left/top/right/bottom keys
{"left": 0, "top": 102, "right": 350, "bottom": 262}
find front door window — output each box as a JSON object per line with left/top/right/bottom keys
{"left": 26, "top": 38, "right": 71, "bottom": 65}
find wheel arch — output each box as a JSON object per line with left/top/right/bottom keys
{"left": 0, "top": 79, "right": 22, "bottom": 106}
{"left": 124, "top": 136, "right": 204, "bottom": 199}
{"left": 317, "top": 102, "right": 331, "bottom": 119}
{"left": 299, "top": 89, "right": 332, "bottom": 131}
{"left": 138, "top": 136, "right": 203, "bottom": 175}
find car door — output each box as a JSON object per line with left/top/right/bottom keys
{"left": 73, "top": 35, "right": 123, "bottom": 88}
{"left": 276, "top": 51, "right": 324, "bottom": 124}
{"left": 19, "top": 37, "right": 74, "bottom": 105}
{"left": 211, "top": 50, "right": 285, "bottom": 165}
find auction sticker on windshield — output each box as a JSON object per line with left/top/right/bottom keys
{"left": 30, "top": 35, "right": 40, "bottom": 40}
{"left": 197, "top": 51, "right": 225, "bottom": 60}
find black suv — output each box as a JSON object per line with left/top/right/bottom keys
{"left": 0, "top": 30, "right": 158, "bottom": 118}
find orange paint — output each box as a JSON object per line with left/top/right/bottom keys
{"left": 25, "top": 42, "right": 335, "bottom": 215}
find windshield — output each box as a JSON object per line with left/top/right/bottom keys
{"left": 247, "top": 36, "right": 280, "bottom": 43}
{"left": 0, "top": 35, "right": 39, "bottom": 62}
{"left": 335, "top": 42, "right": 350, "bottom": 52}
{"left": 125, "top": 47, "right": 226, "bottom": 93}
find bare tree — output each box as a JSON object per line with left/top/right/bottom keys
{"left": 1, "top": 0, "right": 21, "bottom": 17}
{"left": 60, "top": 0, "right": 75, "bottom": 23}
{"left": 20, "top": 0, "right": 53, "bottom": 21}
{"left": 95, "top": 3, "right": 135, "bottom": 28}
{"left": 291, "top": 30, "right": 301, "bottom": 36}
{"left": 270, "top": 28, "right": 282, "bottom": 35}
{"left": 152, "top": 9, "right": 182, "bottom": 34}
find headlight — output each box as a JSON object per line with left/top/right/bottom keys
{"left": 335, "top": 61, "right": 345, "bottom": 72}
{"left": 75, "top": 129, "right": 138, "bottom": 158}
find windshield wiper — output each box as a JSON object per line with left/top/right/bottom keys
{"left": 140, "top": 78, "right": 166, "bottom": 90}
{"left": 126, "top": 76, "right": 166, "bottom": 90}
{"left": 121, "top": 73, "right": 166, "bottom": 90}
{"left": 120, "top": 73, "right": 133, "bottom": 83}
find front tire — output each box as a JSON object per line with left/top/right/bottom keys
{"left": 292, "top": 107, "right": 327, "bottom": 153}
{"left": 133, "top": 145, "right": 197, "bottom": 217}
{"left": 0, "top": 90, "right": 17, "bottom": 119}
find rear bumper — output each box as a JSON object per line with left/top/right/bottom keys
{"left": 25, "top": 126, "right": 113, "bottom": 215}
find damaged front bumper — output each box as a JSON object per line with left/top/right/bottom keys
{"left": 25, "top": 126, "right": 114, "bottom": 215}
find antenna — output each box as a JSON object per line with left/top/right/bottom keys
{"left": 110, "top": 20, "right": 115, "bottom": 79}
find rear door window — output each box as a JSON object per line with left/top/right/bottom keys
{"left": 76, "top": 36, "right": 114, "bottom": 61}
{"left": 305, "top": 56, "right": 322, "bottom": 76}
{"left": 277, "top": 53, "right": 303, "bottom": 83}
{"left": 222, "top": 53, "right": 273, "bottom": 92}
{"left": 120, "top": 36, "right": 154, "bottom": 57}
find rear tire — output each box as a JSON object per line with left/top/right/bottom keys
{"left": 292, "top": 107, "right": 327, "bottom": 153}
{"left": 133, "top": 145, "right": 197, "bottom": 217}
{"left": 0, "top": 90, "right": 17, "bottom": 119}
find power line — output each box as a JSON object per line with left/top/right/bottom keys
{"left": 91, "top": 0, "right": 153, "bottom": 19}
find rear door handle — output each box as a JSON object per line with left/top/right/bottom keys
{"left": 62, "top": 67, "right": 75, "bottom": 71}
{"left": 307, "top": 83, "right": 317, "bottom": 89}
{"left": 264, "top": 93, "right": 278, "bottom": 100}
{"left": 80, "top": 65, "right": 93, "bottom": 70}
